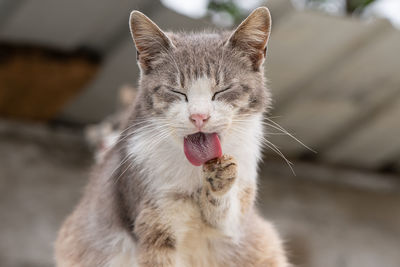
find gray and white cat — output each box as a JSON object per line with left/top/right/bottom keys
{"left": 55, "top": 7, "right": 288, "bottom": 267}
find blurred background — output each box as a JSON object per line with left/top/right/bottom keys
{"left": 1, "top": 0, "right": 400, "bottom": 266}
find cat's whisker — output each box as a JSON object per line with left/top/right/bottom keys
{"left": 116, "top": 119, "right": 174, "bottom": 144}
{"left": 263, "top": 117, "right": 316, "bottom": 153}
{"left": 131, "top": 127, "right": 172, "bottom": 155}
{"left": 110, "top": 154, "right": 133, "bottom": 184}
{"left": 265, "top": 133, "right": 290, "bottom": 135}
{"left": 118, "top": 117, "right": 161, "bottom": 133}
{"left": 228, "top": 124, "right": 295, "bottom": 175}
{"left": 232, "top": 116, "right": 315, "bottom": 154}
{"left": 113, "top": 160, "right": 135, "bottom": 185}
{"left": 261, "top": 137, "right": 295, "bottom": 175}
{"left": 110, "top": 123, "right": 174, "bottom": 181}
{"left": 113, "top": 119, "right": 158, "bottom": 143}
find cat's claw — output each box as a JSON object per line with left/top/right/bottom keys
{"left": 203, "top": 155, "right": 237, "bottom": 196}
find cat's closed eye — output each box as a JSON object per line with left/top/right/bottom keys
{"left": 166, "top": 87, "right": 188, "bottom": 102}
{"left": 212, "top": 85, "right": 233, "bottom": 101}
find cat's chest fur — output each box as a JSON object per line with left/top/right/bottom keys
{"left": 110, "top": 183, "right": 241, "bottom": 267}
{"left": 109, "top": 211, "right": 230, "bottom": 267}
{"left": 158, "top": 191, "right": 236, "bottom": 266}
{"left": 114, "top": 130, "right": 260, "bottom": 267}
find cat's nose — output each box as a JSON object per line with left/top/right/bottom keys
{"left": 190, "top": 113, "right": 210, "bottom": 130}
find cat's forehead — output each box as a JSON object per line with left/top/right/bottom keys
{"left": 154, "top": 31, "right": 248, "bottom": 87}
{"left": 169, "top": 32, "right": 229, "bottom": 57}
{"left": 171, "top": 31, "right": 228, "bottom": 45}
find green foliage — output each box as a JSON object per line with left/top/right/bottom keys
{"left": 345, "top": 0, "right": 377, "bottom": 13}
{"left": 207, "top": 0, "right": 243, "bottom": 24}
{"left": 306, "top": 0, "right": 378, "bottom": 14}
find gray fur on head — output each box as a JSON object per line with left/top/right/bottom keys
{"left": 129, "top": 7, "right": 272, "bottom": 118}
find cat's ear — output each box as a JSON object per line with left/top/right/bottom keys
{"left": 129, "top": 10, "right": 174, "bottom": 72}
{"left": 226, "top": 7, "right": 271, "bottom": 71}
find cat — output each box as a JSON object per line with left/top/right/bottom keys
{"left": 55, "top": 7, "right": 289, "bottom": 267}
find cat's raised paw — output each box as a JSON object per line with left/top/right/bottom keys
{"left": 203, "top": 155, "right": 237, "bottom": 196}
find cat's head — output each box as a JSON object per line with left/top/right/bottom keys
{"left": 128, "top": 8, "right": 271, "bottom": 163}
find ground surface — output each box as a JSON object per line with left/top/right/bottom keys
{"left": 0, "top": 121, "right": 399, "bottom": 267}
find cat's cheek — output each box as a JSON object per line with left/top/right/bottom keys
{"left": 166, "top": 102, "right": 194, "bottom": 135}
{"left": 207, "top": 102, "right": 235, "bottom": 132}
{"left": 212, "top": 100, "right": 241, "bottom": 118}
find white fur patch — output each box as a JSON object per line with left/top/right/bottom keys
{"left": 187, "top": 77, "right": 213, "bottom": 116}
{"left": 106, "top": 232, "right": 138, "bottom": 267}
{"left": 125, "top": 76, "right": 265, "bottom": 265}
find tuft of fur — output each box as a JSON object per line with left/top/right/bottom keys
{"left": 55, "top": 7, "right": 289, "bottom": 267}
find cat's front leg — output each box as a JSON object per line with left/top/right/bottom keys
{"left": 199, "top": 155, "right": 240, "bottom": 232}
{"left": 134, "top": 203, "right": 177, "bottom": 267}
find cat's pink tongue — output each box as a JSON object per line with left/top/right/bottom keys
{"left": 184, "top": 132, "right": 222, "bottom": 166}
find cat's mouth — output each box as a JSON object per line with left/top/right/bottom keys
{"left": 183, "top": 132, "right": 222, "bottom": 166}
